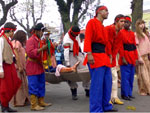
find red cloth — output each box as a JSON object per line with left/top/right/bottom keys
{"left": 26, "top": 34, "right": 44, "bottom": 76}
{"left": 83, "top": 18, "right": 111, "bottom": 68}
{"left": 50, "top": 40, "right": 55, "bottom": 55}
{"left": 0, "top": 63, "right": 21, "bottom": 107}
{"left": 68, "top": 29, "right": 79, "bottom": 56}
{"left": 105, "top": 24, "right": 120, "bottom": 67}
{"left": 117, "top": 29, "right": 138, "bottom": 65}
{"left": 41, "top": 39, "right": 55, "bottom": 62}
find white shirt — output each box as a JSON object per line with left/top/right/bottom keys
{"left": 63, "top": 32, "right": 80, "bottom": 66}
{"left": 63, "top": 33, "right": 80, "bottom": 50}
{"left": 0, "top": 37, "right": 4, "bottom": 72}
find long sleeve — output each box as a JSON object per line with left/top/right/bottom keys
{"left": 0, "top": 38, "right": 4, "bottom": 72}
{"left": 63, "top": 33, "right": 72, "bottom": 66}
{"left": 26, "top": 38, "right": 41, "bottom": 59}
{"left": 64, "top": 47, "right": 70, "bottom": 66}
{"left": 84, "top": 20, "right": 93, "bottom": 52}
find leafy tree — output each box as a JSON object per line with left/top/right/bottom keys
{"left": 131, "top": 0, "right": 143, "bottom": 31}
{"left": 55, "top": 0, "right": 100, "bottom": 33}
{"left": 0, "top": 0, "right": 18, "bottom": 27}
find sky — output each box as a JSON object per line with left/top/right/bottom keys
{"left": 1, "top": 0, "right": 150, "bottom": 30}
{"left": 42, "top": 0, "right": 150, "bottom": 28}
{"left": 101, "top": 0, "right": 150, "bottom": 26}
{"left": 101, "top": 0, "right": 132, "bottom": 25}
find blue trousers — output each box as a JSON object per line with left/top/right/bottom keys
{"left": 28, "top": 73, "right": 45, "bottom": 97}
{"left": 120, "top": 64, "right": 135, "bottom": 97}
{"left": 90, "top": 66, "right": 113, "bottom": 113}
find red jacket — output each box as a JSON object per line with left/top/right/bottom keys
{"left": 26, "top": 34, "right": 44, "bottom": 76}
{"left": 105, "top": 24, "right": 118, "bottom": 67}
{"left": 83, "top": 18, "right": 111, "bottom": 69}
{"left": 41, "top": 38, "right": 55, "bottom": 62}
{"left": 116, "top": 29, "right": 138, "bottom": 65}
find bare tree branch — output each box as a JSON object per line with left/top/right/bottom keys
{"left": 35, "top": 0, "right": 44, "bottom": 24}
{"left": 78, "top": 1, "right": 89, "bottom": 21}
{"left": 9, "top": 0, "right": 45, "bottom": 37}
{"left": 31, "top": 0, "right": 36, "bottom": 25}
{"left": 0, "top": 0, "right": 18, "bottom": 26}
{"left": 10, "top": 8, "right": 27, "bottom": 31}
{"left": 72, "top": 0, "right": 86, "bottom": 25}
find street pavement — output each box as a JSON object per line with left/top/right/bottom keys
{"left": 4, "top": 77, "right": 150, "bottom": 112}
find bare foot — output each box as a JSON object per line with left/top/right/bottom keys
{"left": 72, "top": 61, "right": 80, "bottom": 72}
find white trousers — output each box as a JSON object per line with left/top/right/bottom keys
{"left": 111, "top": 67, "right": 118, "bottom": 98}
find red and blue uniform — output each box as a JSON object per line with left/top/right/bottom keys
{"left": 116, "top": 29, "right": 138, "bottom": 97}
{"left": 26, "top": 34, "right": 45, "bottom": 97}
{"left": 84, "top": 18, "right": 112, "bottom": 112}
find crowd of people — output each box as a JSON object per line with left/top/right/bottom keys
{"left": 0, "top": 4, "right": 150, "bottom": 113}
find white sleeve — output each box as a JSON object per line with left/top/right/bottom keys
{"left": 64, "top": 47, "right": 70, "bottom": 66}
{"left": 63, "top": 33, "right": 71, "bottom": 66}
{"left": 0, "top": 38, "right": 4, "bottom": 72}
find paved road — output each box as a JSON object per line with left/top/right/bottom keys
{"left": 5, "top": 78, "right": 150, "bottom": 112}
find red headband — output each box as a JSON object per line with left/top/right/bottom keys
{"left": 96, "top": 6, "right": 108, "bottom": 16}
{"left": 125, "top": 17, "right": 131, "bottom": 22}
{"left": 0, "top": 28, "right": 16, "bottom": 32}
{"left": 0, "top": 27, "right": 16, "bottom": 37}
{"left": 115, "top": 17, "right": 125, "bottom": 22}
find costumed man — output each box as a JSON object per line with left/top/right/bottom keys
{"left": 0, "top": 22, "right": 22, "bottom": 112}
{"left": 115, "top": 16, "right": 138, "bottom": 100}
{"left": 105, "top": 14, "right": 125, "bottom": 105}
{"left": 83, "top": 6, "right": 118, "bottom": 112}
{"left": 63, "top": 26, "right": 90, "bottom": 100}
{"left": 26, "top": 23, "right": 52, "bottom": 111}
{"left": 42, "top": 29, "right": 80, "bottom": 76}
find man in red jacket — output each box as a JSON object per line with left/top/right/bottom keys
{"left": 26, "top": 23, "right": 52, "bottom": 111}
{"left": 83, "top": 6, "right": 117, "bottom": 112}
{"left": 105, "top": 14, "right": 125, "bottom": 105}
{"left": 117, "top": 16, "right": 138, "bottom": 100}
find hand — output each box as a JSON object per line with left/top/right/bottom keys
{"left": 138, "top": 59, "right": 144, "bottom": 64}
{"left": 122, "top": 57, "right": 128, "bottom": 65}
{"left": 0, "top": 72, "right": 4, "bottom": 78}
{"left": 87, "top": 52, "right": 94, "bottom": 65}
{"left": 42, "top": 44, "right": 48, "bottom": 51}
{"left": 137, "top": 57, "right": 144, "bottom": 64}
{"left": 18, "top": 67, "right": 23, "bottom": 73}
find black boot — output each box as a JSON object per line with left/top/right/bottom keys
{"left": 71, "top": 88, "right": 78, "bottom": 100}
{"left": 85, "top": 89, "right": 89, "bottom": 97}
{"left": 1, "top": 105, "right": 17, "bottom": 112}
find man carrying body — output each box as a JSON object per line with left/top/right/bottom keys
{"left": 63, "top": 26, "right": 90, "bottom": 100}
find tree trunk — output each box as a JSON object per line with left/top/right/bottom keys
{"left": 131, "top": 0, "right": 143, "bottom": 31}
{"left": 0, "top": 0, "right": 18, "bottom": 27}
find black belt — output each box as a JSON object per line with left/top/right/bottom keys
{"left": 123, "top": 44, "right": 136, "bottom": 51}
{"left": 92, "top": 42, "right": 105, "bottom": 53}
